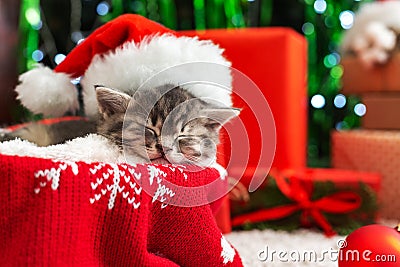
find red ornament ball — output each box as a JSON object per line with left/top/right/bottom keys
{"left": 338, "top": 224, "right": 400, "bottom": 267}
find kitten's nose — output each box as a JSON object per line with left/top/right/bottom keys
{"left": 155, "top": 144, "right": 163, "bottom": 152}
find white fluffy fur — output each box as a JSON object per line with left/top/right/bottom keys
{"left": 15, "top": 64, "right": 79, "bottom": 117}
{"left": 341, "top": 1, "right": 400, "bottom": 67}
{"left": 0, "top": 134, "right": 226, "bottom": 175}
{"left": 81, "top": 34, "right": 232, "bottom": 118}
{"left": 0, "top": 134, "right": 123, "bottom": 163}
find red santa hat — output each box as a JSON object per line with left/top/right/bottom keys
{"left": 15, "top": 14, "right": 232, "bottom": 118}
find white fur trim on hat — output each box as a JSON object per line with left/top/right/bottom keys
{"left": 15, "top": 64, "right": 79, "bottom": 117}
{"left": 81, "top": 34, "right": 232, "bottom": 118}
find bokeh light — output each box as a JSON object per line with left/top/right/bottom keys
{"left": 25, "top": 8, "right": 41, "bottom": 27}
{"left": 354, "top": 103, "right": 366, "bottom": 116}
{"left": 32, "top": 50, "right": 44, "bottom": 62}
{"left": 334, "top": 94, "right": 346, "bottom": 108}
{"left": 324, "top": 53, "right": 340, "bottom": 68}
{"left": 96, "top": 1, "right": 110, "bottom": 16}
{"left": 339, "top": 10, "right": 354, "bottom": 29}
{"left": 330, "top": 65, "right": 343, "bottom": 79}
{"left": 311, "top": 94, "right": 326, "bottom": 109}
{"left": 314, "top": 0, "right": 327, "bottom": 14}
{"left": 302, "top": 22, "right": 315, "bottom": 35}
{"left": 54, "top": 54, "right": 66, "bottom": 65}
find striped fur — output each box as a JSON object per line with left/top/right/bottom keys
{"left": 96, "top": 85, "right": 239, "bottom": 166}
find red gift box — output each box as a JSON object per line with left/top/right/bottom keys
{"left": 182, "top": 27, "right": 308, "bottom": 177}
{"left": 181, "top": 28, "right": 308, "bottom": 233}
{"left": 332, "top": 129, "right": 400, "bottom": 219}
{"left": 361, "top": 93, "right": 400, "bottom": 130}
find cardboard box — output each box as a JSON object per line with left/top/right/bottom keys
{"left": 342, "top": 53, "right": 400, "bottom": 93}
{"left": 362, "top": 93, "right": 400, "bottom": 129}
{"left": 332, "top": 129, "right": 400, "bottom": 219}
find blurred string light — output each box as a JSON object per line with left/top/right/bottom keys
{"left": 323, "top": 52, "right": 340, "bottom": 68}
{"left": 302, "top": 22, "right": 315, "bottom": 35}
{"left": 311, "top": 94, "right": 326, "bottom": 109}
{"left": 339, "top": 10, "right": 354, "bottom": 29}
{"left": 314, "top": 0, "right": 327, "bottom": 14}
{"left": 334, "top": 94, "right": 346, "bottom": 108}
{"left": 54, "top": 54, "right": 66, "bottom": 65}
{"left": 330, "top": 65, "right": 343, "bottom": 79}
{"left": 354, "top": 103, "right": 366, "bottom": 117}
{"left": 32, "top": 49, "right": 44, "bottom": 62}
{"left": 25, "top": 7, "right": 41, "bottom": 27}
{"left": 96, "top": 1, "right": 110, "bottom": 16}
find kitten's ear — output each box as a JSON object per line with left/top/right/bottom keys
{"left": 95, "top": 85, "right": 132, "bottom": 118}
{"left": 200, "top": 108, "right": 241, "bottom": 130}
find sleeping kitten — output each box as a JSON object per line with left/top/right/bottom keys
{"left": 95, "top": 84, "right": 239, "bottom": 166}
{"left": 0, "top": 84, "right": 239, "bottom": 167}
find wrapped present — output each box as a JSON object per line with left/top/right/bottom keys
{"left": 332, "top": 130, "right": 400, "bottom": 219}
{"left": 341, "top": 53, "right": 400, "bottom": 94}
{"left": 361, "top": 93, "right": 400, "bottom": 129}
{"left": 231, "top": 168, "right": 380, "bottom": 236}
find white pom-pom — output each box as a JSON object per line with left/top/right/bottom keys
{"left": 15, "top": 64, "right": 79, "bottom": 117}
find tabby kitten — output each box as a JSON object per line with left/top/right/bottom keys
{"left": 95, "top": 84, "right": 239, "bottom": 166}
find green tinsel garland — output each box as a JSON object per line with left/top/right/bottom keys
{"left": 231, "top": 175, "right": 378, "bottom": 236}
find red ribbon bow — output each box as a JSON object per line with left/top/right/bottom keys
{"left": 231, "top": 169, "right": 362, "bottom": 236}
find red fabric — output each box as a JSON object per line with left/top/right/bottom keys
{"left": 0, "top": 154, "right": 243, "bottom": 266}
{"left": 54, "top": 14, "right": 176, "bottom": 78}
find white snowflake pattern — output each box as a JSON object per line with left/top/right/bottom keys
{"left": 220, "top": 236, "right": 235, "bottom": 264}
{"left": 147, "top": 165, "right": 167, "bottom": 185}
{"left": 152, "top": 182, "right": 176, "bottom": 209}
{"left": 89, "top": 163, "right": 142, "bottom": 210}
{"left": 34, "top": 161, "right": 79, "bottom": 194}
{"left": 148, "top": 165, "right": 178, "bottom": 208}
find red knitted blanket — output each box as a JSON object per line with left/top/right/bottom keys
{"left": 0, "top": 154, "right": 243, "bottom": 266}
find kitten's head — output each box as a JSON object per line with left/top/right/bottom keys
{"left": 95, "top": 85, "right": 239, "bottom": 166}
